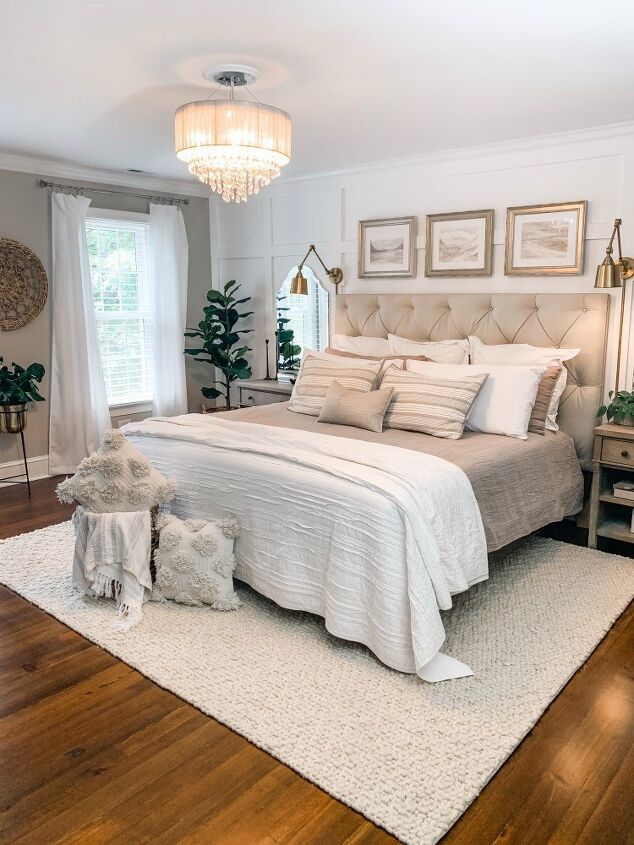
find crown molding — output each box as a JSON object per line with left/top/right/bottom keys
{"left": 0, "top": 150, "right": 210, "bottom": 197}
{"left": 275, "top": 120, "right": 634, "bottom": 187}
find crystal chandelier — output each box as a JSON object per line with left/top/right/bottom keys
{"left": 175, "top": 66, "right": 291, "bottom": 203}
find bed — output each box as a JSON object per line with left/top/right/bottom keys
{"left": 125, "top": 292, "right": 609, "bottom": 682}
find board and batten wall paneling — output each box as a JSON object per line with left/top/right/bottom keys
{"left": 211, "top": 122, "right": 634, "bottom": 397}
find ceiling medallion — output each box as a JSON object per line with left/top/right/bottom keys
{"left": 175, "top": 64, "right": 291, "bottom": 203}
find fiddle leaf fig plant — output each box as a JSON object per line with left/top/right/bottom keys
{"left": 276, "top": 293, "right": 301, "bottom": 371}
{"left": 184, "top": 280, "right": 253, "bottom": 410}
{"left": 0, "top": 357, "right": 46, "bottom": 405}
{"left": 597, "top": 390, "right": 634, "bottom": 424}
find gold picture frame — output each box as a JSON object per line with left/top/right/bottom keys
{"left": 358, "top": 217, "right": 417, "bottom": 278}
{"left": 425, "top": 209, "right": 494, "bottom": 277}
{"left": 505, "top": 200, "right": 587, "bottom": 276}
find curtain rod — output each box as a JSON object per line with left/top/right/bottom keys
{"left": 38, "top": 179, "right": 190, "bottom": 206}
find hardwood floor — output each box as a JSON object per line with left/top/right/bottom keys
{"left": 0, "top": 477, "right": 632, "bottom": 844}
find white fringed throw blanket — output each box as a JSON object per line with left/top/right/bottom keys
{"left": 72, "top": 506, "right": 153, "bottom": 628}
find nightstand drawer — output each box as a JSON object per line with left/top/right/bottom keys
{"left": 601, "top": 438, "right": 634, "bottom": 467}
{"left": 240, "top": 389, "right": 289, "bottom": 406}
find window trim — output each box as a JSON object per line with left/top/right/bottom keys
{"left": 85, "top": 210, "right": 153, "bottom": 410}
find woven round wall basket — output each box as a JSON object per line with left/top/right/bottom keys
{"left": 0, "top": 238, "right": 48, "bottom": 331}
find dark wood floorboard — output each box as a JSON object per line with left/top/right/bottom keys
{"left": 0, "top": 478, "right": 632, "bottom": 844}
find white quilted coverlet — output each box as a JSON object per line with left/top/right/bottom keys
{"left": 124, "top": 414, "right": 488, "bottom": 680}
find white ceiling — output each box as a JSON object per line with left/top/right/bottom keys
{"left": 2, "top": 0, "right": 634, "bottom": 184}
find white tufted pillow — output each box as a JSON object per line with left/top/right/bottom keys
{"left": 56, "top": 430, "right": 176, "bottom": 512}
{"left": 154, "top": 513, "right": 240, "bottom": 610}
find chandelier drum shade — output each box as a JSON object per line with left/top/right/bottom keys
{"left": 175, "top": 68, "right": 292, "bottom": 204}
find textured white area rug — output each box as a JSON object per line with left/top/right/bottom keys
{"left": 1, "top": 524, "right": 632, "bottom": 845}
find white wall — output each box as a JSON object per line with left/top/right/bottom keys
{"left": 211, "top": 122, "right": 634, "bottom": 397}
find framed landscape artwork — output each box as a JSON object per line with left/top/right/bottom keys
{"left": 425, "top": 209, "right": 494, "bottom": 277}
{"left": 505, "top": 200, "right": 587, "bottom": 276}
{"left": 358, "top": 217, "right": 417, "bottom": 278}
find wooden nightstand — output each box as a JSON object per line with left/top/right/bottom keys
{"left": 588, "top": 423, "right": 634, "bottom": 548}
{"left": 235, "top": 379, "right": 293, "bottom": 408}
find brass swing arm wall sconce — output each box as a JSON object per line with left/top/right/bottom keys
{"left": 290, "top": 245, "right": 343, "bottom": 295}
{"left": 595, "top": 218, "right": 634, "bottom": 394}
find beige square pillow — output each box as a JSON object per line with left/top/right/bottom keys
{"left": 288, "top": 352, "right": 382, "bottom": 417}
{"left": 381, "top": 365, "right": 488, "bottom": 439}
{"left": 528, "top": 366, "right": 562, "bottom": 435}
{"left": 318, "top": 380, "right": 394, "bottom": 432}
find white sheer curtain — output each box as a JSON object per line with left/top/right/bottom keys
{"left": 149, "top": 204, "right": 189, "bottom": 417}
{"left": 49, "top": 193, "right": 110, "bottom": 475}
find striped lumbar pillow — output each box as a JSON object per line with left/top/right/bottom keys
{"left": 288, "top": 353, "right": 383, "bottom": 417}
{"left": 381, "top": 365, "right": 489, "bottom": 439}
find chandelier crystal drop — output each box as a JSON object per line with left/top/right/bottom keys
{"left": 175, "top": 71, "right": 291, "bottom": 203}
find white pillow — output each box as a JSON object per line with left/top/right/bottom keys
{"left": 406, "top": 360, "right": 546, "bottom": 439}
{"left": 469, "top": 336, "right": 580, "bottom": 432}
{"left": 389, "top": 334, "right": 470, "bottom": 364}
{"left": 330, "top": 334, "right": 391, "bottom": 357}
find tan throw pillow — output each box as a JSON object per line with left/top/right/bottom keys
{"left": 318, "top": 380, "right": 394, "bottom": 433}
{"left": 381, "top": 366, "right": 488, "bottom": 439}
{"left": 528, "top": 366, "right": 562, "bottom": 435}
{"left": 288, "top": 353, "right": 382, "bottom": 417}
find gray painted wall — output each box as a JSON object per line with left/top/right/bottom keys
{"left": 0, "top": 169, "right": 212, "bottom": 467}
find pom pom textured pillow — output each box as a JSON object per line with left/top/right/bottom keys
{"left": 154, "top": 513, "right": 240, "bottom": 610}
{"left": 56, "top": 429, "right": 176, "bottom": 512}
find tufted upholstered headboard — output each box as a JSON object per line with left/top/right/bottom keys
{"left": 335, "top": 293, "right": 609, "bottom": 466}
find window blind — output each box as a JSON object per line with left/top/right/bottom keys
{"left": 280, "top": 266, "right": 329, "bottom": 353}
{"left": 85, "top": 216, "right": 153, "bottom": 406}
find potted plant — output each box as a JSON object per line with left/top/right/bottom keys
{"left": 597, "top": 390, "right": 634, "bottom": 426}
{"left": 184, "top": 280, "right": 253, "bottom": 411}
{"left": 0, "top": 357, "right": 46, "bottom": 433}
{"left": 276, "top": 293, "right": 301, "bottom": 380}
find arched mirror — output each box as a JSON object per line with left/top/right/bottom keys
{"left": 276, "top": 265, "right": 329, "bottom": 371}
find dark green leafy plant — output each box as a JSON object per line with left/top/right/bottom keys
{"left": 184, "top": 280, "right": 253, "bottom": 410}
{"left": 0, "top": 357, "right": 46, "bottom": 405}
{"left": 597, "top": 390, "right": 634, "bottom": 424}
{"left": 276, "top": 293, "right": 301, "bottom": 371}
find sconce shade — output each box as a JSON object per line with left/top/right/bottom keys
{"left": 290, "top": 271, "right": 308, "bottom": 295}
{"left": 595, "top": 254, "right": 623, "bottom": 289}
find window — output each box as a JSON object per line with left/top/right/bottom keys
{"left": 85, "top": 212, "right": 153, "bottom": 407}
{"left": 278, "top": 265, "right": 329, "bottom": 355}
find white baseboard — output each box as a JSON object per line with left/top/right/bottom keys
{"left": 0, "top": 454, "right": 49, "bottom": 487}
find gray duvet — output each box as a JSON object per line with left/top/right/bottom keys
{"left": 218, "top": 402, "right": 584, "bottom": 552}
